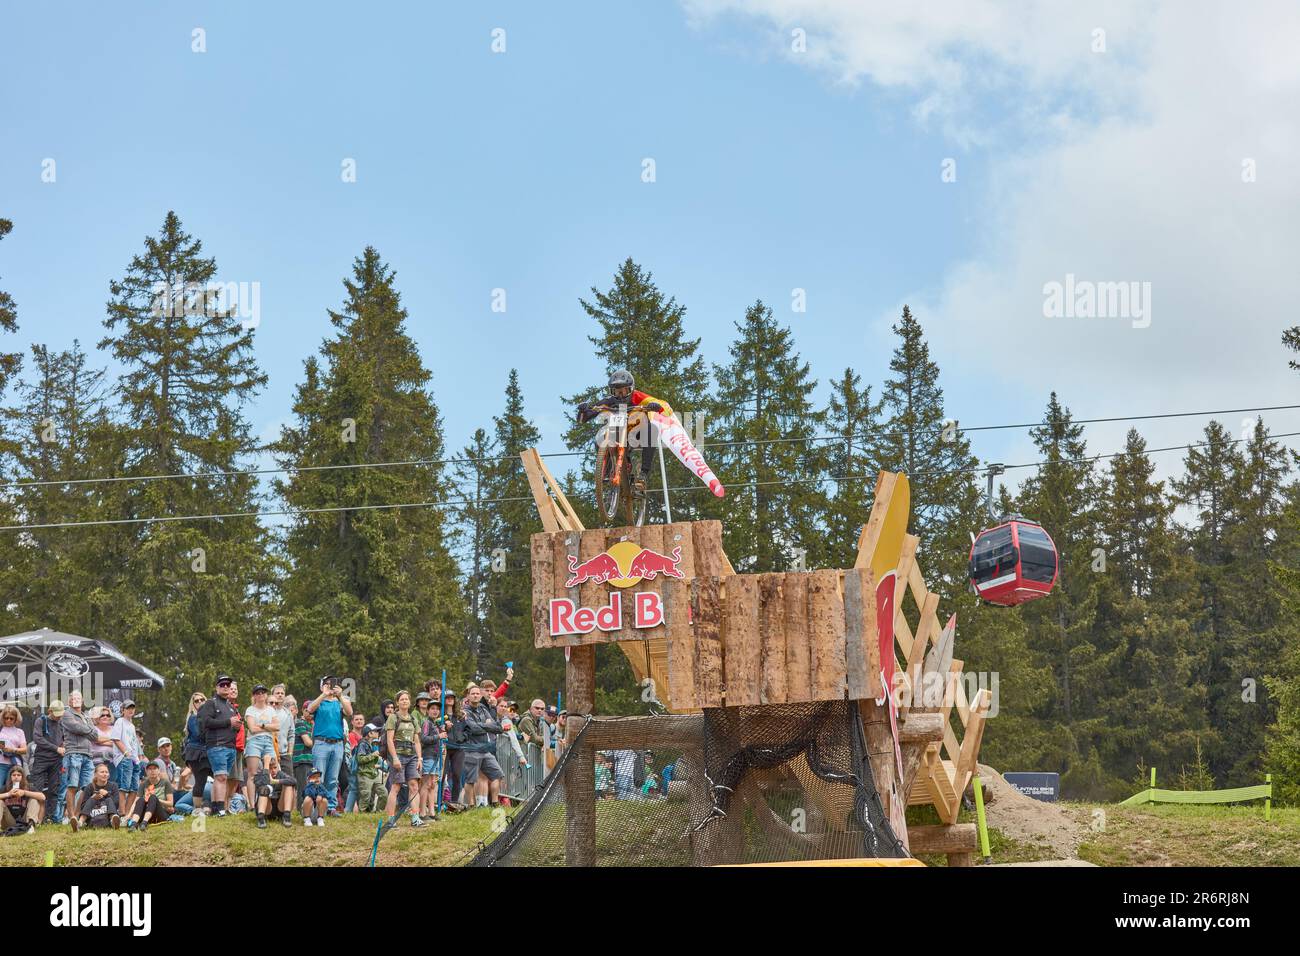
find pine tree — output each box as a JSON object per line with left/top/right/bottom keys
{"left": 274, "top": 247, "right": 468, "bottom": 708}
{"left": 706, "top": 300, "right": 826, "bottom": 571}
{"left": 561, "top": 259, "right": 710, "bottom": 523}
{"left": 1264, "top": 487, "right": 1300, "bottom": 804}
{"left": 1218, "top": 418, "right": 1292, "bottom": 781}
{"left": 1015, "top": 393, "right": 1105, "bottom": 792}
{"left": 450, "top": 428, "right": 496, "bottom": 674}
{"left": 1094, "top": 429, "right": 1209, "bottom": 795}
{"left": 480, "top": 371, "right": 564, "bottom": 702}
{"left": 822, "top": 368, "right": 884, "bottom": 567}
{"left": 1170, "top": 420, "right": 1247, "bottom": 780}
{"left": 3, "top": 342, "right": 124, "bottom": 633}
{"left": 97, "top": 212, "right": 273, "bottom": 735}
{"left": 878, "top": 306, "right": 984, "bottom": 590}
{"left": 0, "top": 218, "right": 22, "bottom": 391}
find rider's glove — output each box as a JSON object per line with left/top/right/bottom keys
{"left": 642, "top": 402, "right": 663, "bottom": 413}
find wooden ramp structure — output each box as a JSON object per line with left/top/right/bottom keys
{"left": 519, "top": 451, "right": 989, "bottom": 865}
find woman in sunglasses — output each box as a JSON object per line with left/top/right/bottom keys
{"left": 182, "top": 691, "right": 212, "bottom": 815}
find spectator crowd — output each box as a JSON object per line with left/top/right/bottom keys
{"left": 0, "top": 664, "right": 584, "bottom": 836}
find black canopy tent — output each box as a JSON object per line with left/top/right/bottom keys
{"left": 0, "top": 628, "right": 165, "bottom": 709}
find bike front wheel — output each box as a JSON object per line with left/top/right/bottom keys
{"left": 595, "top": 444, "right": 622, "bottom": 524}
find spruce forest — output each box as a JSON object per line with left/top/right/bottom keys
{"left": 2, "top": 214, "right": 1298, "bottom": 803}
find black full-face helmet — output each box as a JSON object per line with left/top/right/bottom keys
{"left": 609, "top": 369, "right": 634, "bottom": 397}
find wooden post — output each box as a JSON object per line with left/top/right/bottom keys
{"left": 564, "top": 645, "right": 596, "bottom": 866}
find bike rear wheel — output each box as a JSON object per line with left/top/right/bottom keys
{"left": 625, "top": 465, "right": 648, "bottom": 527}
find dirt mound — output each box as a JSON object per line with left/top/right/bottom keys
{"left": 976, "top": 763, "right": 1090, "bottom": 859}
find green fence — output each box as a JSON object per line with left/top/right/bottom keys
{"left": 1120, "top": 769, "right": 1273, "bottom": 820}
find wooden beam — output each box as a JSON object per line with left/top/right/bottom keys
{"left": 520, "top": 450, "right": 563, "bottom": 533}
{"left": 855, "top": 471, "right": 898, "bottom": 568}
{"left": 693, "top": 576, "right": 725, "bottom": 708}
{"left": 906, "top": 823, "right": 979, "bottom": 856}
{"left": 897, "top": 712, "right": 945, "bottom": 744}
{"left": 532, "top": 449, "right": 583, "bottom": 531}
{"left": 783, "top": 574, "right": 812, "bottom": 702}
{"left": 759, "top": 573, "right": 787, "bottom": 705}
{"left": 564, "top": 645, "right": 596, "bottom": 866}
{"left": 808, "top": 569, "right": 847, "bottom": 700}
{"left": 723, "top": 575, "right": 761, "bottom": 706}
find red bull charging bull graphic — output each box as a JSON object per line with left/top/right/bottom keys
{"left": 551, "top": 541, "right": 684, "bottom": 636}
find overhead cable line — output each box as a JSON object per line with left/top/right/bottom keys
{"left": 3, "top": 429, "right": 1295, "bottom": 533}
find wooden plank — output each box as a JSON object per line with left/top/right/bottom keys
{"left": 692, "top": 520, "right": 730, "bottom": 579}
{"left": 893, "top": 534, "right": 918, "bottom": 640}
{"left": 520, "top": 450, "right": 563, "bottom": 533}
{"left": 940, "top": 658, "right": 963, "bottom": 732}
{"left": 665, "top": 577, "right": 696, "bottom": 710}
{"left": 723, "top": 574, "right": 761, "bottom": 706}
{"left": 902, "top": 591, "right": 940, "bottom": 712}
{"left": 637, "top": 523, "right": 666, "bottom": 644}
{"left": 563, "top": 644, "right": 596, "bottom": 865}
{"left": 907, "top": 591, "right": 940, "bottom": 669}
{"left": 542, "top": 531, "right": 582, "bottom": 648}
{"left": 782, "top": 573, "right": 812, "bottom": 702}
{"left": 693, "top": 576, "right": 725, "bottom": 708}
{"left": 532, "top": 532, "right": 554, "bottom": 648}
{"left": 808, "top": 569, "right": 846, "bottom": 700}
{"left": 950, "top": 689, "right": 991, "bottom": 817}
{"left": 855, "top": 471, "right": 898, "bottom": 568}
{"left": 945, "top": 658, "right": 966, "bottom": 730}
{"left": 664, "top": 522, "right": 696, "bottom": 579}
{"left": 533, "top": 450, "right": 583, "bottom": 531}
{"left": 926, "top": 758, "right": 959, "bottom": 824}
{"left": 843, "top": 567, "right": 876, "bottom": 700}
{"left": 758, "top": 573, "right": 787, "bottom": 705}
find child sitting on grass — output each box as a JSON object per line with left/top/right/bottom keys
{"left": 301, "top": 767, "right": 328, "bottom": 826}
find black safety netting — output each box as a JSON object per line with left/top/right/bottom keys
{"left": 469, "top": 700, "right": 908, "bottom": 866}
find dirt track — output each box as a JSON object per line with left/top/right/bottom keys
{"left": 976, "top": 763, "right": 1091, "bottom": 858}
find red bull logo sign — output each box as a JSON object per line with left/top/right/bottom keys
{"left": 550, "top": 542, "right": 684, "bottom": 636}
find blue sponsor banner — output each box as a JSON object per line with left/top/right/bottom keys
{"left": 1004, "top": 772, "right": 1060, "bottom": 802}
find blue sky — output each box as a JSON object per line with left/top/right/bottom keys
{"left": 2, "top": 1, "right": 1297, "bottom": 497}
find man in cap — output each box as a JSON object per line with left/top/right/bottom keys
{"left": 110, "top": 699, "right": 144, "bottom": 817}
{"left": 195, "top": 674, "right": 242, "bottom": 817}
{"left": 30, "top": 699, "right": 67, "bottom": 824}
{"left": 155, "top": 737, "right": 181, "bottom": 790}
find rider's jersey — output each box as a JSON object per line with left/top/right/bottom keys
{"left": 629, "top": 390, "right": 673, "bottom": 419}
{"left": 583, "top": 390, "right": 674, "bottom": 421}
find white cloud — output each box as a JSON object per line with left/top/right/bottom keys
{"left": 683, "top": 0, "right": 1300, "bottom": 470}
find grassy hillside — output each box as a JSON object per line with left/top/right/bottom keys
{"left": 0, "top": 809, "right": 500, "bottom": 868}
{"left": 3, "top": 801, "right": 1293, "bottom": 867}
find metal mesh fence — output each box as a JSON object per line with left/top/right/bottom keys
{"left": 471, "top": 700, "right": 907, "bottom": 866}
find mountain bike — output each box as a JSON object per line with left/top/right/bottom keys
{"left": 592, "top": 403, "right": 650, "bottom": 527}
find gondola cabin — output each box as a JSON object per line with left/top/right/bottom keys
{"left": 968, "top": 518, "right": 1058, "bottom": 606}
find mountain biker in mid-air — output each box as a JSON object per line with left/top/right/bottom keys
{"left": 577, "top": 369, "right": 725, "bottom": 498}
{"left": 577, "top": 370, "right": 667, "bottom": 491}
